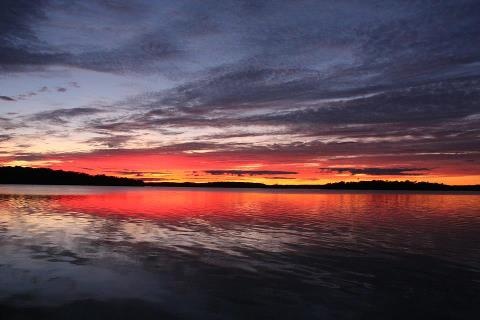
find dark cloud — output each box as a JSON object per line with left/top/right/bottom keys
{"left": 265, "top": 176, "right": 296, "bottom": 180}
{"left": 152, "top": 67, "right": 347, "bottom": 112}
{"left": 140, "top": 177, "right": 175, "bottom": 182}
{"left": 1, "top": 0, "right": 479, "bottom": 178}
{"left": 86, "top": 134, "right": 134, "bottom": 148}
{"left": 320, "top": 167, "right": 431, "bottom": 176}
{"left": 79, "top": 75, "right": 480, "bottom": 164}
{"left": 0, "top": 1, "right": 176, "bottom": 73}
{"left": 71, "top": 32, "right": 182, "bottom": 74}
{"left": 105, "top": 0, "right": 480, "bottom": 116}
{"left": 0, "top": 134, "right": 12, "bottom": 142}
{"left": 17, "top": 92, "right": 37, "bottom": 100}
{"left": 255, "top": 78, "right": 480, "bottom": 125}
{"left": 0, "top": 116, "right": 19, "bottom": 130}
{"left": 30, "top": 107, "right": 105, "bottom": 124}
{"left": 0, "top": 0, "right": 70, "bottom": 72}
{"left": 108, "top": 170, "right": 170, "bottom": 176}
{"left": 1, "top": 0, "right": 478, "bottom": 78}
{"left": 0, "top": 1, "right": 45, "bottom": 39}
{"left": 205, "top": 170, "right": 298, "bottom": 176}
{"left": 0, "top": 96, "right": 15, "bottom": 101}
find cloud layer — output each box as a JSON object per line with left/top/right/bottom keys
{"left": 1, "top": 0, "right": 479, "bottom": 182}
{"left": 320, "top": 167, "right": 430, "bottom": 176}
{"left": 205, "top": 170, "right": 298, "bottom": 177}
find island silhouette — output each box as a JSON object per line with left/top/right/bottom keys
{"left": 0, "top": 166, "right": 478, "bottom": 191}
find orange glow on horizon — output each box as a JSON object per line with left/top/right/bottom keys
{"left": 1, "top": 151, "right": 477, "bottom": 185}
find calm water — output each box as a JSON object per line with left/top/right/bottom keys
{"left": 0, "top": 185, "right": 479, "bottom": 319}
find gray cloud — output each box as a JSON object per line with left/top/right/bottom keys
{"left": 0, "top": 134, "right": 12, "bottom": 142}
{"left": 86, "top": 134, "right": 135, "bottom": 148}
{"left": 30, "top": 107, "right": 105, "bottom": 124}
{"left": 1, "top": 0, "right": 479, "bottom": 178}
{"left": 1, "top": 0, "right": 479, "bottom": 77}
{"left": 320, "top": 167, "right": 431, "bottom": 176}
{"left": 255, "top": 78, "right": 480, "bottom": 126}
{"left": 0, "top": 116, "right": 19, "bottom": 130}
{"left": 0, "top": 96, "right": 15, "bottom": 101}
{"left": 107, "top": 170, "right": 170, "bottom": 177}
{"left": 205, "top": 170, "right": 298, "bottom": 176}
{"left": 0, "top": 0, "right": 53, "bottom": 71}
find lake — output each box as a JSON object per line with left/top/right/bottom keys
{"left": 0, "top": 185, "right": 479, "bottom": 319}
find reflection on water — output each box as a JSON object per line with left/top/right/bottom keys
{"left": 0, "top": 185, "right": 479, "bottom": 319}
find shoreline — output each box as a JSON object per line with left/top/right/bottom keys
{"left": 1, "top": 182, "right": 479, "bottom": 192}
{"left": 1, "top": 167, "right": 478, "bottom": 191}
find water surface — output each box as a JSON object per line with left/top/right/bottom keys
{"left": 0, "top": 185, "right": 479, "bottom": 319}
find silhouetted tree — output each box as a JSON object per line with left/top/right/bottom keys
{"left": 0, "top": 166, "right": 144, "bottom": 186}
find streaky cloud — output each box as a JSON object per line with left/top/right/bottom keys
{"left": 205, "top": 170, "right": 298, "bottom": 176}
{"left": 320, "top": 167, "right": 431, "bottom": 176}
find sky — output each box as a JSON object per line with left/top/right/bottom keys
{"left": 0, "top": 0, "right": 479, "bottom": 184}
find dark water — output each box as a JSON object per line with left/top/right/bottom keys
{"left": 0, "top": 185, "right": 479, "bottom": 319}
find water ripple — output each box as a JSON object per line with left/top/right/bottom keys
{"left": 0, "top": 186, "right": 479, "bottom": 319}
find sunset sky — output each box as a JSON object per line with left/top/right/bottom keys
{"left": 1, "top": 0, "right": 479, "bottom": 184}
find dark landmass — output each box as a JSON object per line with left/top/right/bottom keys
{"left": 148, "top": 180, "right": 480, "bottom": 191}
{"left": 0, "top": 166, "right": 144, "bottom": 186}
{"left": 1, "top": 166, "right": 478, "bottom": 190}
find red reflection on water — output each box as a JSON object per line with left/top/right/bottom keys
{"left": 55, "top": 188, "right": 320, "bottom": 219}
{"left": 51, "top": 188, "right": 480, "bottom": 222}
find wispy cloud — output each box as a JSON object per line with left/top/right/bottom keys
{"left": 320, "top": 167, "right": 431, "bottom": 176}
{"left": 30, "top": 107, "right": 105, "bottom": 124}
{"left": 0, "top": 96, "right": 15, "bottom": 101}
{"left": 0, "top": 134, "right": 12, "bottom": 142}
{"left": 86, "top": 134, "right": 136, "bottom": 148}
{"left": 0, "top": 1, "right": 479, "bottom": 181}
{"left": 205, "top": 170, "right": 298, "bottom": 176}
